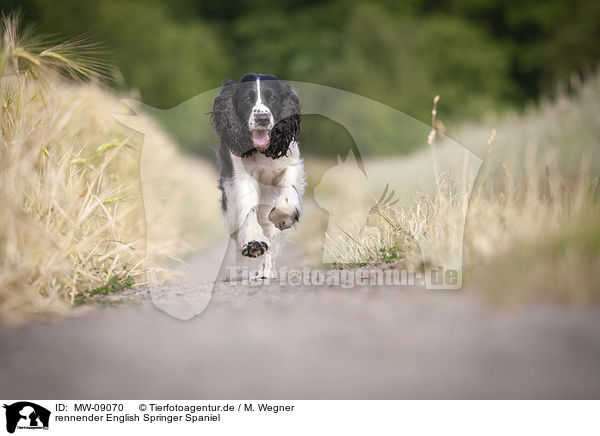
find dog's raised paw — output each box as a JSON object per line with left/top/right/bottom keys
{"left": 242, "top": 241, "right": 268, "bottom": 258}
{"left": 269, "top": 207, "right": 299, "bottom": 231}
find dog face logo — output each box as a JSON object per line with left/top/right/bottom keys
{"left": 116, "top": 80, "right": 483, "bottom": 319}
{"left": 3, "top": 402, "right": 50, "bottom": 433}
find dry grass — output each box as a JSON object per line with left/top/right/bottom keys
{"left": 0, "top": 15, "right": 219, "bottom": 322}
{"left": 318, "top": 165, "right": 470, "bottom": 271}
{"left": 320, "top": 73, "right": 600, "bottom": 302}
{"left": 465, "top": 149, "right": 600, "bottom": 303}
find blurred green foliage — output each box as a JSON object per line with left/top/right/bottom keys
{"left": 3, "top": 0, "right": 599, "bottom": 155}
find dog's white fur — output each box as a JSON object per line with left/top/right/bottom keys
{"left": 222, "top": 141, "right": 305, "bottom": 278}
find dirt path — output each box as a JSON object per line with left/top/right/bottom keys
{"left": 2, "top": 272, "right": 600, "bottom": 398}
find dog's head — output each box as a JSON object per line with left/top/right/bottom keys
{"left": 211, "top": 73, "right": 301, "bottom": 159}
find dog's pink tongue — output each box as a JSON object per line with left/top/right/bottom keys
{"left": 252, "top": 130, "right": 270, "bottom": 149}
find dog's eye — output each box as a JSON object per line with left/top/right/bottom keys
{"left": 269, "top": 96, "right": 277, "bottom": 103}
{"left": 243, "top": 96, "right": 252, "bottom": 103}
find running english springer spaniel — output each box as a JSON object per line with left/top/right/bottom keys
{"left": 211, "top": 73, "right": 305, "bottom": 279}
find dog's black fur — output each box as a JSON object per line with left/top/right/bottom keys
{"left": 211, "top": 73, "right": 301, "bottom": 160}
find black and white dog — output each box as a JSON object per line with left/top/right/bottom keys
{"left": 211, "top": 73, "right": 305, "bottom": 278}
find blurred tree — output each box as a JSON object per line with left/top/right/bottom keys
{"left": 318, "top": 5, "right": 514, "bottom": 130}
{"left": 12, "top": 0, "right": 229, "bottom": 107}
{"left": 229, "top": 1, "right": 345, "bottom": 81}
{"left": 437, "top": 0, "right": 600, "bottom": 97}
{"left": 1, "top": 0, "right": 598, "bottom": 155}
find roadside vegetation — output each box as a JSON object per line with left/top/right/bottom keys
{"left": 0, "top": 15, "right": 219, "bottom": 322}
{"left": 325, "top": 72, "right": 600, "bottom": 303}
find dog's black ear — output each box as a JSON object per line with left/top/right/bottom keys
{"left": 266, "top": 83, "right": 301, "bottom": 159}
{"left": 211, "top": 80, "right": 255, "bottom": 157}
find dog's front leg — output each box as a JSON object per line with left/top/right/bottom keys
{"left": 269, "top": 156, "right": 305, "bottom": 231}
{"left": 224, "top": 175, "right": 269, "bottom": 258}
{"left": 269, "top": 187, "right": 300, "bottom": 231}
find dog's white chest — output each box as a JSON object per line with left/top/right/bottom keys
{"left": 242, "top": 153, "right": 288, "bottom": 186}
{"left": 239, "top": 142, "right": 301, "bottom": 187}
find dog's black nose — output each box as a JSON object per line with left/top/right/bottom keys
{"left": 254, "top": 113, "right": 270, "bottom": 126}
